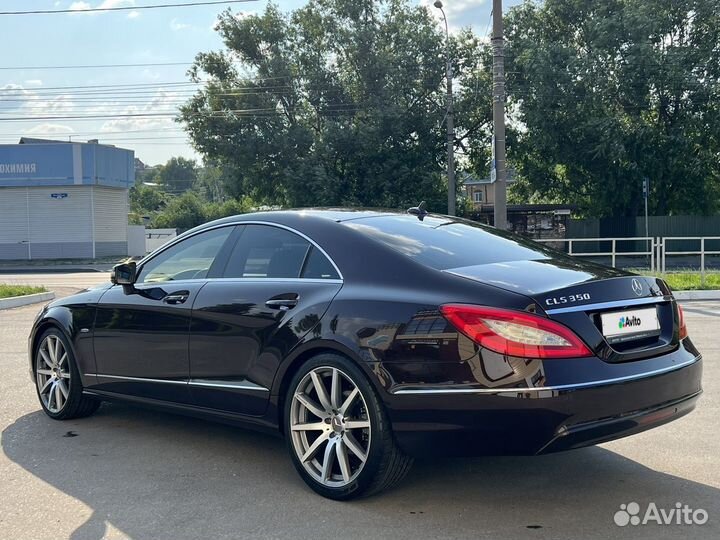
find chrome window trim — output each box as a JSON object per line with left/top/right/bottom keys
{"left": 544, "top": 295, "right": 671, "bottom": 315}
{"left": 390, "top": 355, "right": 700, "bottom": 395}
{"left": 86, "top": 374, "right": 270, "bottom": 392}
{"left": 135, "top": 220, "right": 343, "bottom": 282}
{"left": 204, "top": 277, "right": 343, "bottom": 285}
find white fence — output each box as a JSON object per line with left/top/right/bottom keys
{"left": 658, "top": 237, "right": 720, "bottom": 279}
{"left": 123, "top": 227, "right": 178, "bottom": 256}
{"left": 536, "top": 237, "right": 655, "bottom": 270}
{"left": 537, "top": 236, "right": 720, "bottom": 278}
{"left": 146, "top": 228, "right": 177, "bottom": 254}
{"left": 127, "top": 225, "right": 147, "bottom": 257}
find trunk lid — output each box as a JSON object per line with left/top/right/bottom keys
{"left": 445, "top": 258, "right": 679, "bottom": 362}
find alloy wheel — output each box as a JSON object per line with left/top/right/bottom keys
{"left": 289, "top": 366, "right": 371, "bottom": 487}
{"left": 36, "top": 335, "right": 71, "bottom": 414}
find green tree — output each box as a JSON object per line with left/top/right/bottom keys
{"left": 154, "top": 157, "right": 199, "bottom": 194}
{"left": 151, "top": 192, "right": 255, "bottom": 230}
{"left": 129, "top": 184, "right": 167, "bottom": 224}
{"left": 505, "top": 0, "right": 720, "bottom": 217}
{"left": 204, "top": 196, "right": 256, "bottom": 221}
{"left": 130, "top": 184, "right": 166, "bottom": 214}
{"left": 152, "top": 192, "right": 207, "bottom": 230}
{"left": 181, "top": 0, "right": 491, "bottom": 212}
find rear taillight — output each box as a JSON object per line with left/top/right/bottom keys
{"left": 440, "top": 304, "right": 592, "bottom": 359}
{"left": 678, "top": 304, "right": 688, "bottom": 340}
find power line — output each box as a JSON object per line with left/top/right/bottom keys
{"left": 0, "top": 62, "right": 192, "bottom": 71}
{"left": 0, "top": 126, "right": 188, "bottom": 137}
{"left": 0, "top": 1, "right": 257, "bottom": 16}
{"left": 0, "top": 136, "right": 190, "bottom": 142}
{"left": 0, "top": 81, "right": 205, "bottom": 91}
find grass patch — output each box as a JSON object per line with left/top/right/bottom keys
{"left": 0, "top": 284, "right": 48, "bottom": 299}
{"left": 643, "top": 272, "right": 720, "bottom": 291}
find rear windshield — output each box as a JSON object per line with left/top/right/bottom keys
{"left": 344, "top": 215, "right": 552, "bottom": 270}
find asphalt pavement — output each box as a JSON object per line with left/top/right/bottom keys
{"left": 0, "top": 273, "right": 718, "bottom": 540}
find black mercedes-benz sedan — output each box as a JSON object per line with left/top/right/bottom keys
{"left": 28, "top": 209, "right": 702, "bottom": 499}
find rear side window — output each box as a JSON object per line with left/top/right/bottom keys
{"left": 302, "top": 246, "right": 340, "bottom": 279}
{"left": 223, "top": 225, "right": 340, "bottom": 279}
{"left": 224, "top": 225, "right": 310, "bottom": 278}
{"left": 344, "top": 215, "right": 553, "bottom": 270}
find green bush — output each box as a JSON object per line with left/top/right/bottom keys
{"left": 151, "top": 193, "right": 256, "bottom": 231}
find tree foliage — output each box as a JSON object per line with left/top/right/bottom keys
{"left": 180, "top": 0, "right": 719, "bottom": 218}
{"left": 154, "top": 157, "right": 199, "bottom": 194}
{"left": 505, "top": 0, "right": 720, "bottom": 216}
{"left": 181, "top": 0, "right": 491, "bottom": 212}
{"left": 152, "top": 192, "right": 255, "bottom": 230}
{"left": 130, "top": 160, "right": 254, "bottom": 229}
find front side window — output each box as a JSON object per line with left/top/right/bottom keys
{"left": 137, "top": 227, "right": 233, "bottom": 283}
{"left": 473, "top": 190, "right": 483, "bottom": 203}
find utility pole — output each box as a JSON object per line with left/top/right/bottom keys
{"left": 492, "top": 0, "right": 507, "bottom": 229}
{"left": 643, "top": 178, "right": 649, "bottom": 239}
{"left": 643, "top": 177, "right": 650, "bottom": 268}
{"left": 434, "top": 1, "right": 455, "bottom": 216}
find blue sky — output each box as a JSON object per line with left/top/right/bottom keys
{"left": 0, "top": 0, "right": 521, "bottom": 165}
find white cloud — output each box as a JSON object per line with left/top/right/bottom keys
{"left": 170, "top": 18, "right": 190, "bottom": 31}
{"left": 212, "top": 10, "right": 254, "bottom": 31}
{"left": 127, "top": 10, "right": 140, "bottom": 19}
{"left": 2, "top": 83, "right": 26, "bottom": 92}
{"left": 0, "top": 84, "right": 31, "bottom": 112}
{"left": 26, "top": 124, "right": 75, "bottom": 135}
{"left": 69, "top": 1, "right": 92, "bottom": 10}
{"left": 100, "top": 90, "right": 178, "bottom": 133}
{"left": 24, "top": 79, "right": 43, "bottom": 87}
{"left": 23, "top": 94, "right": 75, "bottom": 116}
{"left": 0, "top": 84, "right": 75, "bottom": 115}
{"left": 69, "top": 0, "right": 136, "bottom": 15}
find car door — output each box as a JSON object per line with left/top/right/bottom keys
{"left": 188, "top": 223, "right": 343, "bottom": 416}
{"left": 91, "top": 225, "right": 236, "bottom": 403}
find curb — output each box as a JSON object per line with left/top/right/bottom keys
{"left": 0, "top": 265, "right": 110, "bottom": 274}
{"left": 674, "top": 290, "right": 720, "bottom": 301}
{"left": 0, "top": 291, "right": 55, "bottom": 310}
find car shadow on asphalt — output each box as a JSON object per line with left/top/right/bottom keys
{"left": 3, "top": 402, "right": 719, "bottom": 540}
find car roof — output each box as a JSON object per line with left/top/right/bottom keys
{"left": 221, "top": 208, "right": 405, "bottom": 224}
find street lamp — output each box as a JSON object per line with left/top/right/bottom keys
{"left": 434, "top": 0, "right": 456, "bottom": 216}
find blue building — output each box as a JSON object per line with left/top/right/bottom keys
{"left": 0, "top": 138, "right": 134, "bottom": 260}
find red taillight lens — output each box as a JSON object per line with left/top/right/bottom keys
{"left": 678, "top": 304, "right": 688, "bottom": 340}
{"left": 440, "top": 304, "right": 593, "bottom": 359}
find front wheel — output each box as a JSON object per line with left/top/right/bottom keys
{"left": 285, "top": 353, "right": 412, "bottom": 500}
{"left": 34, "top": 329, "right": 100, "bottom": 420}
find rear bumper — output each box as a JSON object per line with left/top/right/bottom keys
{"left": 385, "top": 355, "right": 702, "bottom": 457}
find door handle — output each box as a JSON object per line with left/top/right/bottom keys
{"left": 163, "top": 291, "right": 189, "bottom": 305}
{"left": 265, "top": 297, "right": 299, "bottom": 311}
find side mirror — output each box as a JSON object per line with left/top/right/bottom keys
{"left": 111, "top": 262, "right": 137, "bottom": 285}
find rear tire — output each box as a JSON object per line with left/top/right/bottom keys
{"left": 34, "top": 328, "right": 100, "bottom": 420}
{"left": 284, "top": 353, "right": 412, "bottom": 500}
